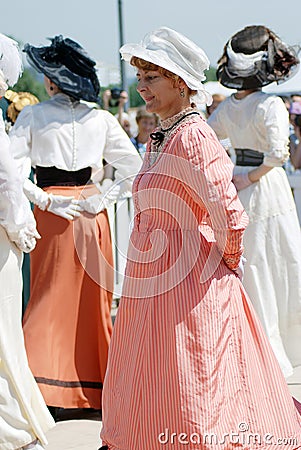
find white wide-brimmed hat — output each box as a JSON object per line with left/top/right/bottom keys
{"left": 120, "top": 27, "right": 212, "bottom": 106}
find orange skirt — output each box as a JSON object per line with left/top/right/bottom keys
{"left": 23, "top": 185, "right": 113, "bottom": 409}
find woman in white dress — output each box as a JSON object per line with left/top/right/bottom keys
{"left": 208, "top": 25, "right": 301, "bottom": 378}
{"left": 0, "top": 33, "right": 54, "bottom": 450}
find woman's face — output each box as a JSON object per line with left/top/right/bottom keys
{"left": 136, "top": 68, "right": 185, "bottom": 120}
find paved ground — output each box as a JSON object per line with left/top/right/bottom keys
{"left": 44, "top": 367, "right": 301, "bottom": 450}
{"left": 45, "top": 419, "right": 101, "bottom": 450}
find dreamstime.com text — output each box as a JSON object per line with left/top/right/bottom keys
{"left": 158, "top": 423, "right": 299, "bottom": 446}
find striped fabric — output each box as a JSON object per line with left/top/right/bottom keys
{"left": 100, "top": 116, "right": 301, "bottom": 449}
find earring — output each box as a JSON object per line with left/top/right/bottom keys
{"left": 180, "top": 88, "right": 185, "bottom": 98}
{"left": 50, "top": 86, "right": 54, "bottom": 91}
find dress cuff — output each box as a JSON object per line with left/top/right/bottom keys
{"left": 263, "top": 149, "right": 289, "bottom": 167}
{"left": 223, "top": 250, "right": 243, "bottom": 270}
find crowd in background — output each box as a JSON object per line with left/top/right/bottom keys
{"left": 107, "top": 87, "right": 301, "bottom": 175}
{"left": 1, "top": 24, "right": 301, "bottom": 450}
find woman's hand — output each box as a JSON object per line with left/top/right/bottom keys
{"left": 232, "top": 256, "right": 247, "bottom": 280}
{"left": 7, "top": 225, "right": 41, "bottom": 253}
{"left": 47, "top": 194, "right": 84, "bottom": 220}
{"left": 78, "top": 181, "right": 120, "bottom": 215}
{"left": 118, "top": 91, "right": 128, "bottom": 108}
{"left": 233, "top": 164, "right": 274, "bottom": 191}
{"left": 102, "top": 90, "right": 111, "bottom": 110}
{"left": 232, "top": 172, "right": 252, "bottom": 191}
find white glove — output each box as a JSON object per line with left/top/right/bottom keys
{"left": 47, "top": 194, "right": 84, "bottom": 220}
{"left": 23, "top": 178, "right": 83, "bottom": 220}
{"left": 78, "top": 179, "right": 120, "bottom": 215}
{"left": 233, "top": 256, "right": 247, "bottom": 281}
{"left": 23, "top": 178, "right": 49, "bottom": 210}
{"left": 7, "top": 225, "right": 41, "bottom": 253}
{"left": 232, "top": 172, "right": 253, "bottom": 191}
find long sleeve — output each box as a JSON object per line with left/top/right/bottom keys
{"left": 259, "top": 96, "right": 290, "bottom": 167}
{"left": 0, "top": 114, "right": 35, "bottom": 235}
{"left": 8, "top": 105, "right": 33, "bottom": 180}
{"left": 101, "top": 112, "right": 142, "bottom": 196}
{"left": 174, "top": 122, "right": 249, "bottom": 270}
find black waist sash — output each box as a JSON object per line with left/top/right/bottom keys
{"left": 235, "top": 149, "right": 264, "bottom": 166}
{"left": 36, "top": 166, "right": 92, "bottom": 188}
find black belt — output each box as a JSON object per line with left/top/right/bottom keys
{"left": 235, "top": 149, "right": 264, "bottom": 166}
{"left": 36, "top": 166, "right": 92, "bottom": 188}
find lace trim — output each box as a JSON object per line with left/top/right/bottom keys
{"left": 147, "top": 107, "right": 198, "bottom": 167}
{"left": 160, "top": 106, "right": 196, "bottom": 129}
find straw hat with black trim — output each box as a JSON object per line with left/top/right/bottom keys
{"left": 23, "top": 35, "right": 100, "bottom": 102}
{"left": 217, "top": 25, "right": 299, "bottom": 90}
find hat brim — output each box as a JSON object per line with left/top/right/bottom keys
{"left": 120, "top": 43, "right": 212, "bottom": 106}
{"left": 218, "top": 64, "right": 275, "bottom": 90}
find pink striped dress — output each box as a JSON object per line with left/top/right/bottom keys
{"left": 100, "top": 110, "right": 301, "bottom": 449}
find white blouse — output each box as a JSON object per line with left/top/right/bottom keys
{"left": 0, "top": 113, "right": 34, "bottom": 234}
{"left": 9, "top": 93, "right": 142, "bottom": 191}
{"left": 207, "top": 91, "right": 290, "bottom": 167}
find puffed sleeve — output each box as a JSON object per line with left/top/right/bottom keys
{"left": 101, "top": 111, "right": 142, "bottom": 195}
{"left": 174, "top": 121, "right": 249, "bottom": 271}
{"left": 8, "top": 105, "right": 33, "bottom": 180}
{"left": 0, "top": 114, "right": 35, "bottom": 235}
{"left": 257, "top": 95, "right": 290, "bottom": 167}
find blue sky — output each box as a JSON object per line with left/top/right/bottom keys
{"left": 2, "top": 0, "right": 301, "bottom": 83}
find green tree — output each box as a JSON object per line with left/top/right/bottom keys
{"left": 205, "top": 66, "right": 217, "bottom": 82}
{"left": 128, "top": 83, "right": 145, "bottom": 108}
{"left": 13, "top": 68, "right": 49, "bottom": 102}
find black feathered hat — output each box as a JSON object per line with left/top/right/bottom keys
{"left": 217, "top": 25, "right": 299, "bottom": 90}
{"left": 23, "top": 35, "right": 100, "bottom": 102}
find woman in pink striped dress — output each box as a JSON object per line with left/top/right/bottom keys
{"left": 99, "top": 27, "right": 301, "bottom": 450}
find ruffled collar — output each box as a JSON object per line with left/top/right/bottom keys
{"left": 160, "top": 106, "right": 197, "bottom": 130}
{"left": 147, "top": 105, "right": 199, "bottom": 167}
{"left": 149, "top": 106, "right": 199, "bottom": 149}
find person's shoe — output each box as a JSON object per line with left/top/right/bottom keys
{"left": 47, "top": 405, "right": 59, "bottom": 421}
